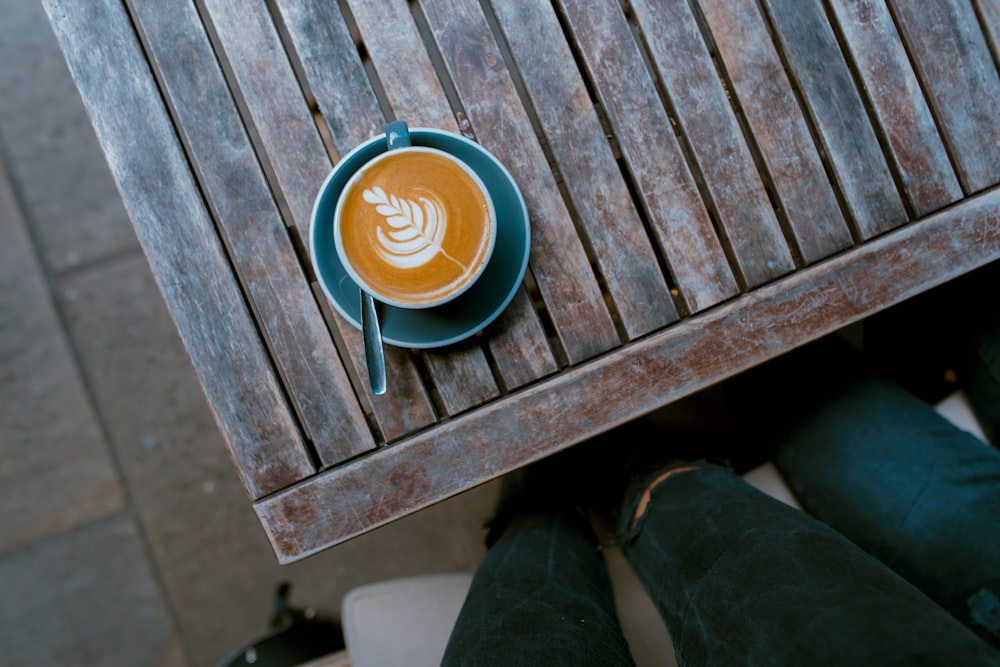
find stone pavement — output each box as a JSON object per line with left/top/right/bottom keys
{"left": 0, "top": 2, "right": 497, "bottom": 666}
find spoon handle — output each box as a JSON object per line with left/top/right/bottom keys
{"left": 360, "top": 120, "right": 408, "bottom": 397}
{"left": 361, "top": 290, "right": 386, "bottom": 395}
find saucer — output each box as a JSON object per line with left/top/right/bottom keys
{"left": 310, "top": 128, "right": 531, "bottom": 349}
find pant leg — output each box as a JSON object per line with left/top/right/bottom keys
{"left": 441, "top": 503, "right": 635, "bottom": 667}
{"left": 772, "top": 360, "right": 1000, "bottom": 648}
{"left": 619, "top": 463, "right": 1000, "bottom": 666}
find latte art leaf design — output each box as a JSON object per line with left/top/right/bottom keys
{"left": 362, "top": 186, "right": 466, "bottom": 271}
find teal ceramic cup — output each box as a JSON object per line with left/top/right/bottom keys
{"left": 310, "top": 124, "right": 530, "bottom": 349}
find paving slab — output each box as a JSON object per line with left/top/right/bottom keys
{"left": 57, "top": 251, "right": 497, "bottom": 666}
{"left": 0, "top": 162, "right": 126, "bottom": 554}
{"left": 0, "top": 516, "right": 190, "bottom": 667}
{"left": 0, "top": 0, "right": 137, "bottom": 273}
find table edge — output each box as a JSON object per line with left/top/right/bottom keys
{"left": 256, "top": 186, "right": 1000, "bottom": 563}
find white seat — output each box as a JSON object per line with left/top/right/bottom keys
{"left": 340, "top": 573, "right": 473, "bottom": 667}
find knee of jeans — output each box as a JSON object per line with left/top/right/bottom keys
{"left": 608, "top": 464, "right": 701, "bottom": 547}
{"left": 968, "top": 581, "right": 1000, "bottom": 644}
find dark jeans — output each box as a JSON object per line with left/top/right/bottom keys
{"left": 441, "top": 344, "right": 1000, "bottom": 665}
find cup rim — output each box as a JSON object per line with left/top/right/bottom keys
{"left": 333, "top": 145, "right": 498, "bottom": 309}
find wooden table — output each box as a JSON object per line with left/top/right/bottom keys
{"left": 45, "top": 0, "right": 1000, "bottom": 562}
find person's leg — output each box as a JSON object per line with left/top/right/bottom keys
{"left": 616, "top": 458, "right": 1000, "bottom": 666}
{"left": 441, "top": 467, "right": 635, "bottom": 667}
{"left": 765, "top": 342, "right": 1000, "bottom": 648}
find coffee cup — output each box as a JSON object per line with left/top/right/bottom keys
{"left": 334, "top": 122, "right": 497, "bottom": 309}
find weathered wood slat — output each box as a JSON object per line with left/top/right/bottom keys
{"left": 259, "top": 185, "right": 1000, "bottom": 561}
{"left": 421, "top": 0, "right": 621, "bottom": 364}
{"left": 41, "top": 0, "right": 314, "bottom": 499}
{"left": 423, "top": 342, "right": 501, "bottom": 414}
{"left": 342, "top": 0, "right": 504, "bottom": 413}
{"left": 889, "top": 0, "right": 1000, "bottom": 194}
{"left": 345, "top": 1, "right": 452, "bottom": 129}
{"left": 126, "top": 0, "right": 374, "bottom": 467}
{"left": 269, "top": 0, "right": 381, "bottom": 152}
{"left": 489, "top": 0, "right": 679, "bottom": 339}
{"left": 425, "top": 348, "right": 498, "bottom": 414}
{"left": 977, "top": 0, "right": 1000, "bottom": 55}
{"left": 828, "top": 0, "right": 963, "bottom": 217}
{"left": 554, "top": 0, "right": 738, "bottom": 313}
{"left": 698, "top": 0, "right": 853, "bottom": 265}
{"left": 423, "top": 348, "right": 499, "bottom": 416}
{"left": 761, "top": 0, "right": 908, "bottom": 237}
{"left": 482, "top": 285, "right": 559, "bottom": 389}
{"left": 198, "top": 0, "right": 329, "bottom": 235}
{"left": 631, "top": 0, "right": 795, "bottom": 287}
{"left": 228, "top": 0, "right": 437, "bottom": 438}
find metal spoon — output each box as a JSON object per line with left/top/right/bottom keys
{"left": 361, "top": 290, "right": 386, "bottom": 395}
{"left": 360, "top": 120, "right": 410, "bottom": 397}
{"left": 361, "top": 120, "right": 410, "bottom": 396}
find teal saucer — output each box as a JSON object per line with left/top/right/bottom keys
{"left": 310, "top": 128, "right": 530, "bottom": 349}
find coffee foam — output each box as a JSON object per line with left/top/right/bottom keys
{"left": 337, "top": 149, "right": 494, "bottom": 308}
{"left": 363, "top": 186, "right": 457, "bottom": 271}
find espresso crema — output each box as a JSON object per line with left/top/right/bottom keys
{"left": 337, "top": 148, "right": 494, "bottom": 307}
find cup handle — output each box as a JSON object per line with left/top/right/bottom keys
{"left": 385, "top": 120, "right": 412, "bottom": 150}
